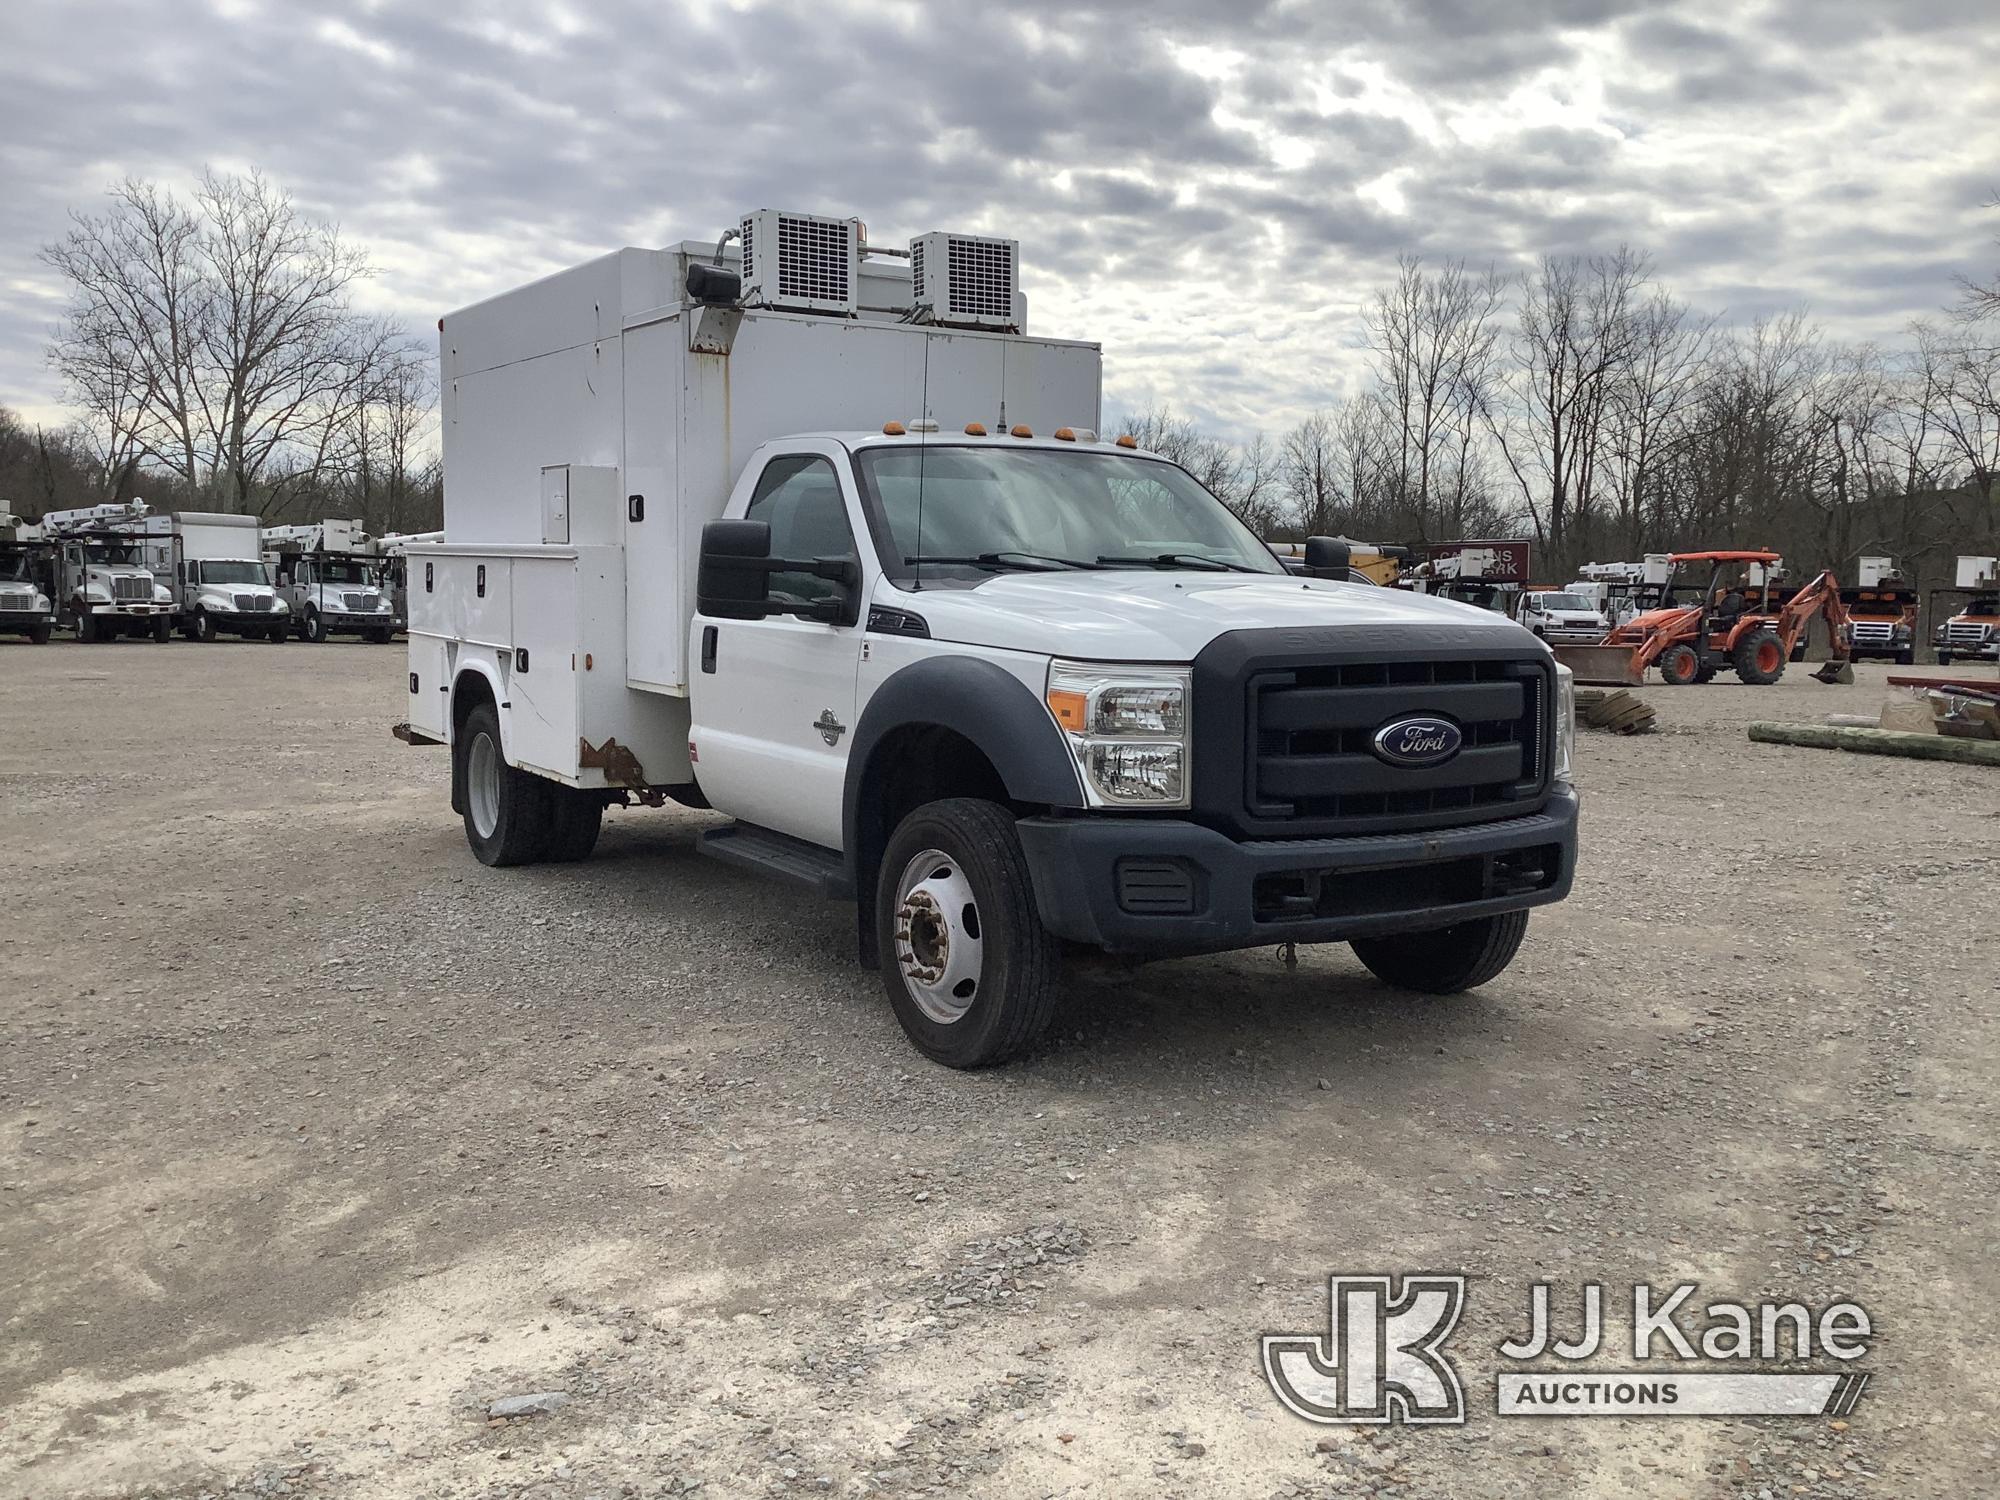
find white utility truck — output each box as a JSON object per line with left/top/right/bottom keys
{"left": 41, "top": 502, "right": 176, "bottom": 641}
{"left": 402, "top": 213, "right": 1578, "bottom": 1067}
{"left": 266, "top": 521, "right": 400, "bottom": 641}
{"left": 1513, "top": 588, "right": 1609, "bottom": 643}
{"left": 139, "top": 511, "right": 290, "bottom": 642}
{"left": 0, "top": 511, "right": 58, "bottom": 643}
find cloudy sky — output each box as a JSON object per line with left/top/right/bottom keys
{"left": 2, "top": 0, "right": 1996, "bottom": 442}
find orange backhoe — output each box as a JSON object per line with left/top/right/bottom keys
{"left": 1594, "top": 552, "right": 1853, "bottom": 686}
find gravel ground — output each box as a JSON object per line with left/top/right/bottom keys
{"left": 2, "top": 640, "right": 1996, "bottom": 1500}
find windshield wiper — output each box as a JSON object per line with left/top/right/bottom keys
{"left": 906, "top": 551, "right": 1103, "bottom": 572}
{"left": 1096, "top": 551, "right": 1262, "bottom": 574}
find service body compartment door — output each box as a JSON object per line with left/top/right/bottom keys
{"left": 506, "top": 556, "right": 581, "bottom": 780}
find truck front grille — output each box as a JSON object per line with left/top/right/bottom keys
{"left": 233, "top": 593, "right": 275, "bottom": 612}
{"left": 343, "top": 591, "right": 379, "bottom": 612}
{"left": 112, "top": 575, "right": 149, "bottom": 601}
{"left": 1, "top": 591, "right": 33, "bottom": 611}
{"left": 1190, "top": 630, "right": 1553, "bottom": 840}
{"left": 1850, "top": 622, "right": 1895, "bottom": 644}
{"left": 1947, "top": 624, "right": 1990, "bottom": 645}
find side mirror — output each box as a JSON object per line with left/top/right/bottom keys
{"left": 697, "top": 519, "right": 776, "bottom": 619}
{"left": 696, "top": 519, "right": 861, "bottom": 626}
{"left": 1303, "top": 535, "right": 1352, "bottom": 578}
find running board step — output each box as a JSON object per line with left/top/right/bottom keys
{"left": 698, "top": 822, "right": 851, "bottom": 899}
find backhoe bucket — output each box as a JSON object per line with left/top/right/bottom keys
{"left": 1811, "top": 660, "right": 1855, "bottom": 685}
{"left": 1551, "top": 642, "right": 1645, "bottom": 686}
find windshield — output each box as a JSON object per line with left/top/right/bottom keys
{"left": 84, "top": 542, "right": 143, "bottom": 566}
{"left": 200, "top": 560, "right": 271, "bottom": 585}
{"left": 854, "top": 446, "right": 1284, "bottom": 582}
{"left": 1535, "top": 593, "right": 1594, "bottom": 612}
{"left": 320, "top": 559, "right": 371, "bottom": 584}
{"left": 0, "top": 552, "right": 30, "bottom": 582}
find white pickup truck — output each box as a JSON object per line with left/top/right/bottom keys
{"left": 402, "top": 214, "right": 1578, "bottom": 1067}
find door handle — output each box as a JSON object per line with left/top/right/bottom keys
{"left": 700, "top": 625, "right": 718, "bottom": 673}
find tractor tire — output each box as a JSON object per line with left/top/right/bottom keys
{"left": 1733, "top": 629, "right": 1786, "bottom": 685}
{"left": 1657, "top": 643, "right": 1702, "bottom": 685}
{"left": 875, "top": 798, "right": 1062, "bottom": 1069}
{"left": 456, "top": 703, "right": 555, "bottom": 867}
{"left": 1351, "top": 910, "right": 1530, "bottom": 994}
{"left": 1694, "top": 662, "right": 1719, "bottom": 684}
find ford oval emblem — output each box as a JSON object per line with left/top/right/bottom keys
{"left": 1371, "top": 715, "right": 1462, "bottom": 768}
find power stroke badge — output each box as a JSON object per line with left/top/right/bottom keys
{"left": 1263, "top": 1275, "right": 1872, "bottom": 1425}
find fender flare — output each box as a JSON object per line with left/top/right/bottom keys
{"left": 448, "top": 659, "right": 509, "bottom": 814}
{"left": 841, "top": 654, "right": 1083, "bottom": 894}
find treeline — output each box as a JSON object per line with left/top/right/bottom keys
{"left": 21, "top": 170, "right": 440, "bottom": 534}
{"left": 1126, "top": 247, "right": 2000, "bottom": 589}
{"left": 20, "top": 172, "right": 2000, "bottom": 587}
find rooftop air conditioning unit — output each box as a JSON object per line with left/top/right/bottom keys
{"left": 910, "top": 231, "right": 1019, "bottom": 330}
{"left": 739, "top": 210, "right": 859, "bottom": 316}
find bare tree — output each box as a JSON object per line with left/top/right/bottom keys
{"left": 1600, "top": 289, "right": 1715, "bottom": 554}
{"left": 1367, "top": 255, "right": 1504, "bottom": 542}
{"left": 1953, "top": 193, "right": 2000, "bottom": 323}
{"left": 43, "top": 170, "right": 397, "bottom": 515}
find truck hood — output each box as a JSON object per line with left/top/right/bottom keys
{"left": 896, "top": 571, "right": 1538, "bottom": 662}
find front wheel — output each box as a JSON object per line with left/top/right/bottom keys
{"left": 76, "top": 610, "right": 100, "bottom": 643}
{"left": 365, "top": 626, "right": 393, "bottom": 644}
{"left": 302, "top": 607, "right": 327, "bottom": 643}
{"left": 875, "top": 798, "right": 1061, "bottom": 1068}
{"left": 1894, "top": 647, "right": 1914, "bottom": 666}
{"left": 191, "top": 609, "right": 216, "bottom": 643}
{"left": 457, "top": 703, "right": 554, "bottom": 866}
{"left": 268, "top": 622, "right": 289, "bottom": 643}
{"left": 1351, "top": 910, "right": 1530, "bottom": 994}
{"left": 1936, "top": 651, "right": 1953, "bottom": 666}
{"left": 27, "top": 622, "right": 51, "bottom": 645}
{"left": 1657, "top": 642, "right": 1701, "bottom": 685}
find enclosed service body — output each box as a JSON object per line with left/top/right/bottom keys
{"left": 266, "top": 521, "right": 401, "bottom": 641}
{"left": 41, "top": 503, "right": 175, "bottom": 641}
{"left": 140, "top": 512, "right": 289, "bottom": 642}
{"left": 407, "top": 219, "right": 1577, "bottom": 1068}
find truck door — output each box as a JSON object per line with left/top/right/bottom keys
{"left": 690, "top": 452, "right": 865, "bottom": 852}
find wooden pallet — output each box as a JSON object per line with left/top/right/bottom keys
{"left": 1574, "top": 687, "right": 1657, "bottom": 734}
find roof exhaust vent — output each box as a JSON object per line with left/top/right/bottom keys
{"left": 910, "top": 232, "right": 1019, "bottom": 330}
{"left": 739, "top": 210, "right": 859, "bottom": 316}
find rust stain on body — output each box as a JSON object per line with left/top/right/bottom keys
{"left": 579, "top": 736, "right": 647, "bottom": 787}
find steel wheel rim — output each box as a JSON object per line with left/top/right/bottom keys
{"left": 468, "top": 732, "right": 501, "bottom": 839}
{"left": 893, "top": 847, "right": 984, "bottom": 1025}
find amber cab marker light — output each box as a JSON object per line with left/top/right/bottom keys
{"left": 1047, "top": 688, "right": 1088, "bottom": 733}
{"left": 964, "top": 422, "right": 988, "bottom": 436}
{"left": 1010, "top": 424, "right": 1033, "bottom": 438}
{"left": 1054, "top": 427, "right": 1076, "bottom": 441}
{"left": 1114, "top": 433, "right": 1138, "bottom": 449}
{"left": 882, "top": 420, "right": 906, "bottom": 435}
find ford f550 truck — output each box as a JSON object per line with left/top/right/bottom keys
{"left": 401, "top": 214, "right": 1577, "bottom": 1067}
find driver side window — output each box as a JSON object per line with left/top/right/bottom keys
{"left": 745, "top": 455, "right": 857, "bottom": 606}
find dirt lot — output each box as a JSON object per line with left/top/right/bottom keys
{"left": 2, "top": 641, "right": 1996, "bottom": 1500}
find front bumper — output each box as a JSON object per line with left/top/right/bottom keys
{"left": 1017, "top": 784, "right": 1578, "bottom": 955}
{"left": 327, "top": 612, "right": 395, "bottom": 629}
{"left": 1938, "top": 640, "right": 1998, "bottom": 659}
{"left": 0, "top": 608, "right": 54, "bottom": 627}
{"left": 1538, "top": 628, "right": 1606, "bottom": 645}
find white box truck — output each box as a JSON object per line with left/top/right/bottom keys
{"left": 403, "top": 215, "right": 1578, "bottom": 1067}
{"left": 140, "top": 512, "right": 290, "bottom": 642}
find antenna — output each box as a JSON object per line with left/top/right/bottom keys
{"left": 913, "top": 334, "right": 931, "bottom": 591}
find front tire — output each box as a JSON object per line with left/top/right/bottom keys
{"left": 28, "top": 622, "right": 51, "bottom": 645}
{"left": 191, "top": 609, "right": 216, "bottom": 643}
{"left": 875, "top": 798, "right": 1061, "bottom": 1069}
{"left": 365, "top": 626, "right": 393, "bottom": 644}
{"left": 457, "top": 703, "right": 554, "bottom": 866}
{"left": 1936, "top": 651, "right": 1953, "bottom": 666}
{"left": 1657, "top": 642, "right": 1701, "bottom": 685}
{"left": 76, "top": 610, "right": 100, "bottom": 643}
{"left": 303, "top": 607, "right": 327, "bottom": 643}
{"left": 1894, "top": 647, "right": 1914, "bottom": 666}
{"left": 1351, "top": 910, "right": 1530, "bottom": 994}
{"left": 268, "top": 622, "right": 289, "bottom": 643}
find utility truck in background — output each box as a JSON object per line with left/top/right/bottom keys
{"left": 265, "top": 520, "right": 401, "bottom": 641}
{"left": 0, "top": 511, "right": 58, "bottom": 643}
{"left": 1934, "top": 556, "right": 2000, "bottom": 666}
{"left": 139, "top": 512, "right": 290, "bottom": 642}
{"left": 400, "top": 212, "right": 1578, "bottom": 1067}
{"left": 1839, "top": 557, "right": 1917, "bottom": 665}
{"left": 39, "top": 502, "right": 176, "bottom": 641}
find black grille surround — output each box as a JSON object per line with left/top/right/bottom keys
{"left": 1190, "top": 623, "right": 1556, "bottom": 841}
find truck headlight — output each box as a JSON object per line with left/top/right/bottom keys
{"left": 274, "top": 598, "right": 290, "bottom": 613}
{"left": 1047, "top": 661, "right": 1190, "bottom": 808}
{"left": 154, "top": 585, "right": 173, "bottom": 603}
{"left": 1554, "top": 663, "right": 1576, "bottom": 783}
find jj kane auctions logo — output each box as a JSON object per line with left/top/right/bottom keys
{"left": 1263, "top": 1276, "right": 1872, "bottom": 1424}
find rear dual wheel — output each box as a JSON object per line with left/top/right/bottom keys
{"left": 458, "top": 703, "right": 602, "bottom": 866}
